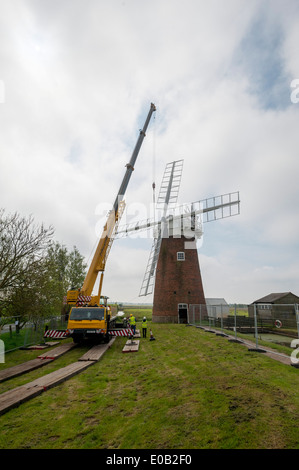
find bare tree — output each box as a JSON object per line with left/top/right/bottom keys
{"left": 0, "top": 210, "right": 87, "bottom": 327}
{"left": 0, "top": 209, "right": 54, "bottom": 305}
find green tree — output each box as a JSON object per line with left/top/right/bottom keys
{"left": 6, "top": 258, "right": 60, "bottom": 327}
{"left": 0, "top": 209, "right": 88, "bottom": 324}
{"left": 46, "top": 242, "right": 69, "bottom": 303}
{"left": 0, "top": 209, "right": 54, "bottom": 320}
{"left": 67, "top": 245, "right": 87, "bottom": 289}
{"left": 5, "top": 243, "right": 88, "bottom": 325}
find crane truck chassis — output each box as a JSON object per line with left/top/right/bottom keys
{"left": 65, "top": 299, "right": 132, "bottom": 343}
{"left": 66, "top": 305, "right": 116, "bottom": 343}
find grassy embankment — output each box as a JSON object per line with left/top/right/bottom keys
{"left": 1, "top": 313, "right": 299, "bottom": 449}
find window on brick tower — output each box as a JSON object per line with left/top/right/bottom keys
{"left": 177, "top": 252, "right": 185, "bottom": 261}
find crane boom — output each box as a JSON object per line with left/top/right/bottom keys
{"left": 113, "top": 102, "right": 156, "bottom": 214}
{"left": 67, "top": 103, "right": 156, "bottom": 307}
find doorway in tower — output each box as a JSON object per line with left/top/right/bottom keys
{"left": 178, "top": 303, "right": 188, "bottom": 323}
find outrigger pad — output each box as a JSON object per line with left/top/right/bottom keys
{"left": 122, "top": 340, "right": 139, "bottom": 353}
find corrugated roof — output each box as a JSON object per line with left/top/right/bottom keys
{"left": 251, "top": 292, "right": 292, "bottom": 304}
{"left": 206, "top": 298, "right": 228, "bottom": 306}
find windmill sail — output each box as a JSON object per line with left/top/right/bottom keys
{"left": 139, "top": 236, "right": 162, "bottom": 297}
{"left": 139, "top": 160, "right": 184, "bottom": 297}
{"left": 156, "top": 159, "right": 184, "bottom": 209}
{"left": 115, "top": 191, "right": 240, "bottom": 239}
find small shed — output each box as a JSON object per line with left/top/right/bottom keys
{"left": 206, "top": 298, "right": 230, "bottom": 319}
{"left": 248, "top": 292, "right": 299, "bottom": 324}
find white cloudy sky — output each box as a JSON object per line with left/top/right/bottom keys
{"left": 1, "top": 0, "right": 299, "bottom": 304}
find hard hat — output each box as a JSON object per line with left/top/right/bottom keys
{"left": 143, "top": 317, "right": 146, "bottom": 321}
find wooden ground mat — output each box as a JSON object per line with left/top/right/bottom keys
{"left": 122, "top": 340, "right": 139, "bottom": 353}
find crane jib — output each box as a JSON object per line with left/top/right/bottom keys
{"left": 113, "top": 103, "right": 156, "bottom": 214}
{"left": 73, "top": 102, "right": 156, "bottom": 303}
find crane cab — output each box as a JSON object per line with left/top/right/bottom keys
{"left": 66, "top": 304, "right": 116, "bottom": 344}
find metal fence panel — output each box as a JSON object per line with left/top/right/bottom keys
{"left": 189, "top": 303, "right": 299, "bottom": 349}
{"left": 0, "top": 315, "right": 68, "bottom": 353}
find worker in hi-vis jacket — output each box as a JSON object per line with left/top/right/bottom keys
{"left": 142, "top": 317, "right": 147, "bottom": 338}
{"left": 129, "top": 314, "right": 136, "bottom": 335}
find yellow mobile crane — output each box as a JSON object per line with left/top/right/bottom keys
{"left": 65, "top": 103, "right": 156, "bottom": 343}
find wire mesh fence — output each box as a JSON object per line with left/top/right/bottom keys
{"left": 188, "top": 303, "right": 299, "bottom": 349}
{"left": 0, "top": 315, "right": 68, "bottom": 353}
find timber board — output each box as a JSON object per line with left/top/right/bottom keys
{"left": 0, "top": 362, "right": 92, "bottom": 415}
{"left": 22, "top": 341, "right": 60, "bottom": 349}
{"left": 78, "top": 337, "right": 116, "bottom": 361}
{"left": 0, "top": 385, "right": 44, "bottom": 415}
{"left": 0, "top": 343, "right": 75, "bottom": 383}
{"left": 122, "top": 340, "right": 139, "bottom": 353}
{"left": 0, "top": 358, "right": 53, "bottom": 383}
{"left": 0, "top": 338, "right": 117, "bottom": 415}
{"left": 37, "top": 342, "right": 76, "bottom": 359}
{"left": 28, "top": 361, "right": 93, "bottom": 389}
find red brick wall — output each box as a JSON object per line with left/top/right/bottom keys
{"left": 152, "top": 236, "right": 206, "bottom": 323}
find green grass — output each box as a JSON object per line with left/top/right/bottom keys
{"left": 1, "top": 323, "right": 299, "bottom": 449}
{"left": 229, "top": 307, "right": 249, "bottom": 316}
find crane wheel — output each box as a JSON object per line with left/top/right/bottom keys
{"left": 72, "top": 335, "right": 82, "bottom": 344}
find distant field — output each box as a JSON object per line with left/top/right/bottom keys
{"left": 123, "top": 308, "right": 152, "bottom": 320}
{"left": 229, "top": 307, "right": 249, "bottom": 316}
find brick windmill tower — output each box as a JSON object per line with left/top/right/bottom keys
{"left": 116, "top": 159, "right": 240, "bottom": 323}
{"left": 140, "top": 160, "right": 206, "bottom": 323}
